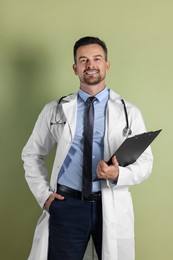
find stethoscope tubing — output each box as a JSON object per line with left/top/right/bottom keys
{"left": 51, "top": 96, "right": 132, "bottom": 137}
{"left": 121, "top": 99, "right": 132, "bottom": 137}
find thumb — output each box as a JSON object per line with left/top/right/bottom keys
{"left": 112, "top": 156, "right": 119, "bottom": 167}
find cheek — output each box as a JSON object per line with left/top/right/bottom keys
{"left": 73, "top": 64, "right": 81, "bottom": 75}
{"left": 100, "top": 67, "right": 107, "bottom": 75}
{"left": 74, "top": 66, "right": 84, "bottom": 76}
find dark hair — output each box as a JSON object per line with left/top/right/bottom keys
{"left": 73, "top": 36, "right": 108, "bottom": 63}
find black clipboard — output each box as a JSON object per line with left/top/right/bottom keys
{"left": 107, "top": 129, "right": 162, "bottom": 166}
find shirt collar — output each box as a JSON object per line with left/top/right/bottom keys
{"left": 78, "top": 87, "right": 109, "bottom": 102}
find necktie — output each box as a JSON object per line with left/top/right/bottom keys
{"left": 82, "top": 96, "right": 96, "bottom": 198}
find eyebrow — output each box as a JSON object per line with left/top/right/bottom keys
{"left": 78, "top": 54, "right": 104, "bottom": 60}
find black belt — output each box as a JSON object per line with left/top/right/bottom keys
{"left": 57, "top": 184, "right": 101, "bottom": 202}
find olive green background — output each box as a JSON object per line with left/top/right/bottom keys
{"left": 0, "top": 0, "right": 172, "bottom": 259}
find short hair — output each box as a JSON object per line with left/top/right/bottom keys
{"left": 73, "top": 36, "right": 108, "bottom": 63}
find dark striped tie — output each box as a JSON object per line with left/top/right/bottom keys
{"left": 82, "top": 96, "right": 96, "bottom": 198}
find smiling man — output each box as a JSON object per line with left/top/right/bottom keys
{"left": 73, "top": 43, "right": 110, "bottom": 90}
{"left": 22, "top": 36, "right": 153, "bottom": 260}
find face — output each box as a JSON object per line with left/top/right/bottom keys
{"left": 73, "top": 44, "right": 110, "bottom": 88}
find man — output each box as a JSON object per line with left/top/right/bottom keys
{"left": 22, "top": 36, "right": 153, "bottom": 260}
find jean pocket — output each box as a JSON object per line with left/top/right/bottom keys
{"left": 49, "top": 199, "right": 57, "bottom": 214}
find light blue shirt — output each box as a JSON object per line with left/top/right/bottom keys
{"left": 58, "top": 87, "right": 109, "bottom": 192}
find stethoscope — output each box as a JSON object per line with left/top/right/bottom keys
{"left": 50, "top": 96, "right": 132, "bottom": 138}
{"left": 50, "top": 95, "right": 68, "bottom": 126}
{"left": 121, "top": 99, "right": 132, "bottom": 137}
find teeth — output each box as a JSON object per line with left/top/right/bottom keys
{"left": 86, "top": 70, "right": 98, "bottom": 75}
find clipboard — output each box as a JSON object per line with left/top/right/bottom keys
{"left": 107, "top": 129, "right": 162, "bottom": 166}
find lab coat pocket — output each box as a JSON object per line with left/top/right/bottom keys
{"left": 49, "top": 120, "right": 66, "bottom": 142}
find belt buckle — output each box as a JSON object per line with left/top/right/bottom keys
{"left": 82, "top": 194, "right": 95, "bottom": 202}
{"left": 82, "top": 193, "right": 101, "bottom": 202}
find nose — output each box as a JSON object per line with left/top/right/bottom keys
{"left": 86, "top": 59, "right": 95, "bottom": 69}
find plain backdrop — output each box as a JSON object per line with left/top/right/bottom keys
{"left": 0, "top": 1, "right": 172, "bottom": 259}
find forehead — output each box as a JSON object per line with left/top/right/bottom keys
{"left": 76, "top": 44, "right": 106, "bottom": 59}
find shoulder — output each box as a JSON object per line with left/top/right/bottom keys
{"left": 109, "top": 89, "right": 146, "bottom": 133}
{"left": 109, "top": 89, "right": 142, "bottom": 115}
{"left": 42, "top": 92, "right": 78, "bottom": 113}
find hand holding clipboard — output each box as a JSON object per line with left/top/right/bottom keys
{"left": 107, "top": 129, "right": 162, "bottom": 166}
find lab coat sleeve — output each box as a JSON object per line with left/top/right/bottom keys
{"left": 107, "top": 102, "right": 153, "bottom": 188}
{"left": 21, "top": 103, "right": 56, "bottom": 208}
{"left": 118, "top": 107, "right": 153, "bottom": 186}
{"left": 117, "top": 146, "right": 153, "bottom": 186}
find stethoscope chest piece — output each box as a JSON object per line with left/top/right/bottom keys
{"left": 123, "top": 127, "right": 132, "bottom": 137}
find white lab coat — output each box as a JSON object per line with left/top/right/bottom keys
{"left": 22, "top": 89, "right": 153, "bottom": 260}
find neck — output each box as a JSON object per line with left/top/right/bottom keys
{"left": 80, "top": 82, "right": 106, "bottom": 96}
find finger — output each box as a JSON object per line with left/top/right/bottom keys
{"left": 96, "top": 165, "right": 104, "bottom": 179}
{"left": 97, "top": 162, "right": 102, "bottom": 174}
{"left": 54, "top": 193, "right": 65, "bottom": 200}
{"left": 100, "top": 160, "right": 109, "bottom": 172}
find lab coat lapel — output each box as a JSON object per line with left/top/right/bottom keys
{"left": 50, "top": 93, "right": 78, "bottom": 189}
{"left": 62, "top": 93, "right": 77, "bottom": 139}
{"left": 106, "top": 90, "right": 125, "bottom": 157}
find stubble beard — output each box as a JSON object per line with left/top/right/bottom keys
{"left": 81, "top": 73, "right": 106, "bottom": 86}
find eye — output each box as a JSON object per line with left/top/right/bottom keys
{"left": 80, "top": 58, "right": 87, "bottom": 63}
{"left": 94, "top": 57, "right": 101, "bottom": 61}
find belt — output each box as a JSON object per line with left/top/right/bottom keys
{"left": 57, "top": 184, "right": 101, "bottom": 202}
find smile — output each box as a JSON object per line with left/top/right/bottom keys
{"left": 85, "top": 69, "right": 99, "bottom": 75}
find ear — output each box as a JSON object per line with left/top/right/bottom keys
{"left": 106, "top": 61, "right": 110, "bottom": 72}
{"left": 73, "top": 64, "right": 78, "bottom": 75}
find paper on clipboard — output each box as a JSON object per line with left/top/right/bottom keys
{"left": 107, "top": 129, "right": 162, "bottom": 166}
